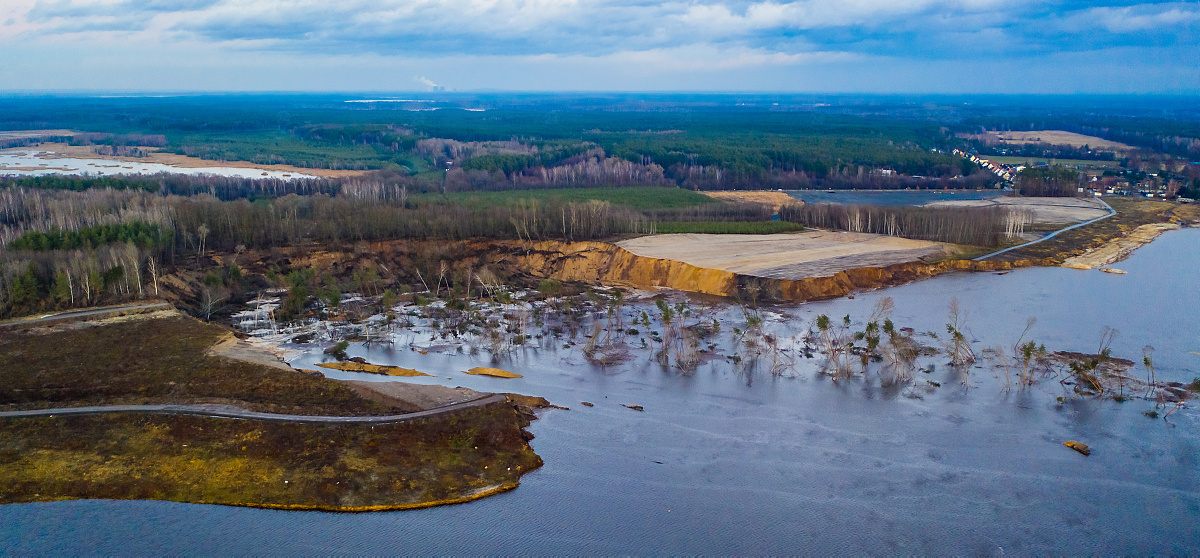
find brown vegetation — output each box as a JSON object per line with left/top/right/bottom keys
{"left": 0, "top": 313, "right": 390, "bottom": 415}
{"left": 0, "top": 401, "right": 541, "bottom": 510}
{"left": 990, "top": 198, "right": 1177, "bottom": 262}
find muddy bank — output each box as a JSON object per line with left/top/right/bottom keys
{"left": 491, "top": 240, "right": 1037, "bottom": 303}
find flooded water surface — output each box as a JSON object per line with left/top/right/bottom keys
{"left": 2, "top": 229, "right": 1197, "bottom": 555}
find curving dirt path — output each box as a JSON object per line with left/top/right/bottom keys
{"left": 0, "top": 394, "right": 508, "bottom": 424}
{"left": 0, "top": 301, "right": 172, "bottom": 328}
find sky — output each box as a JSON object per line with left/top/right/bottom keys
{"left": 1, "top": 0, "right": 1198, "bottom": 93}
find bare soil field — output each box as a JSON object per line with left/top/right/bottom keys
{"left": 27, "top": 142, "right": 366, "bottom": 178}
{"left": 0, "top": 129, "right": 77, "bottom": 140}
{"left": 924, "top": 196, "right": 1110, "bottom": 224}
{"left": 963, "top": 130, "right": 1134, "bottom": 151}
{"left": 618, "top": 231, "right": 952, "bottom": 280}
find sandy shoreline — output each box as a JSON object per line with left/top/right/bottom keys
{"left": 1060, "top": 222, "right": 1182, "bottom": 270}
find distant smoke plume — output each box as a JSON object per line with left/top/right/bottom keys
{"left": 415, "top": 76, "right": 441, "bottom": 90}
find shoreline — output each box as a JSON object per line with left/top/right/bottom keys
{"left": 1061, "top": 222, "right": 1183, "bottom": 270}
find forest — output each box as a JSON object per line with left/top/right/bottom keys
{"left": 2, "top": 93, "right": 1199, "bottom": 319}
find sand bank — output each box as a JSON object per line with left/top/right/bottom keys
{"left": 1060, "top": 222, "right": 1182, "bottom": 270}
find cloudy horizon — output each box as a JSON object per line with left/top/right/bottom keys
{"left": 2, "top": 0, "right": 1198, "bottom": 93}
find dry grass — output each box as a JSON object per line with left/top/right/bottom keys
{"left": 992, "top": 198, "right": 1176, "bottom": 262}
{"left": 964, "top": 130, "right": 1134, "bottom": 151}
{"left": 702, "top": 190, "right": 800, "bottom": 213}
{"left": 0, "top": 402, "right": 541, "bottom": 510}
{"left": 0, "top": 314, "right": 389, "bottom": 415}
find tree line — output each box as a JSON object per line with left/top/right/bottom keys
{"left": 1014, "top": 167, "right": 1082, "bottom": 197}
{"left": 8, "top": 221, "right": 170, "bottom": 252}
{"left": 779, "top": 203, "right": 1026, "bottom": 246}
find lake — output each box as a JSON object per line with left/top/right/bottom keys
{"left": 2, "top": 228, "right": 1197, "bottom": 554}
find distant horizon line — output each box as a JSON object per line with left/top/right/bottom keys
{"left": 1, "top": 90, "right": 1198, "bottom": 99}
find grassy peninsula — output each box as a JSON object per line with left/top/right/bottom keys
{"left": 0, "top": 313, "right": 543, "bottom": 510}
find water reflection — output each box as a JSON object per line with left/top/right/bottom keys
{"left": 2, "top": 229, "right": 1198, "bottom": 554}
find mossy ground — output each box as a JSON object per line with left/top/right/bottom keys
{"left": 0, "top": 314, "right": 544, "bottom": 510}
{"left": 0, "top": 315, "right": 388, "bottom": 415}
{"left": 0, "top": 403, "right": 541, "bottom": 510}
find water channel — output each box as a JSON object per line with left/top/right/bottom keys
{"left": 3, "top": 229, "right": 1197, "bottom": 554}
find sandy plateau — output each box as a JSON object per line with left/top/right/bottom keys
{"left": 618, "top": 231, "right": 951, "bottom": 280}
{"left": 924, "top": 196, "right": 1110, "bottom": 224}
{"left": 22, "top": 142, "right": 366, "bottom": 178}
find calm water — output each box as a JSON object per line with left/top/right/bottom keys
{"left": 3, "top": 229, "right": 1198, "bottom": 555}
{"left": 786, "top": 189, "right": 1004, "bottom": 206}
{"left": 0, "top": 148, "right": 317, "bottom": 180}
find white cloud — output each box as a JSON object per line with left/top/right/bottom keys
{"left": 1, "top": 0, "right": 1198, "bottom": 92}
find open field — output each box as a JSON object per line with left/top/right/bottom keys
{"left": 22, "top": 142, "right": 366, "bottom": 178}
{"left": 701, "top": 190, "right": 800, "bottom": 212}
{"left": 0, "top": 130, "right": 76, "bottom": 140}
{"left": 968, "top": 130, "right": 1135, "bottom": 151}
{"left": 0, "top": 401, "right": 540, "bottom": 511}
{"left": 923, "top": 196, "right": 1111, "bottom": 224}
{"left": 618, "top": 231, "right": 951, "bottom": 280}
{"left": 423, "top": 186, "right": 719, "bottom": 210}
{"left": 653, "top": 221, "right": 804, "bottom": 234}
{"left": 0, "top": 312, "right": 388, "bottom": 415}
{"left": 0, "top": 309, "right": 544, "bottom": 510}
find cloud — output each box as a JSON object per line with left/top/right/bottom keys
{"left": 2, "top": 0, "right": 1198, "bottom": 92}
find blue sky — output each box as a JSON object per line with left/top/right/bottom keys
{"left": 2, "top": 0, "right": 1198, "bottom": 93}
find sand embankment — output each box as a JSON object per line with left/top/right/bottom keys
{"left": 494, "top": 236, "right": 1030, "bottom": 303}
{"left": 618, "top": 232, "right": 951, "bottom": 280}
{"left": 1060, "top": 222, "right": 1181, "bottom": 270}
{"left": 23, "top": 142, "right": 366, "bottom": 178}
{"left": 340, "top": 380, "right": 487, "bottom": 412}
